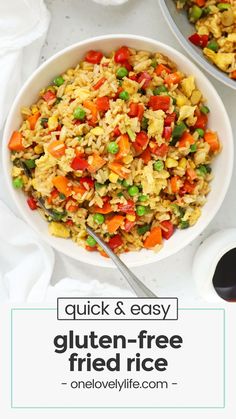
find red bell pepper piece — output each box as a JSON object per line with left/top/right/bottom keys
{"left": 71, "top": 156, "right": 88, "bottom": 171}
{"left": 108, "top": 234, "right": 123, "bottom": 250}
{"left": 124, "top": 218, "right": 136, "bottom": 232}
{"left": 137, "top": 71, "right": 152, "bottom": 89}
{"left": 151, "top": 143, "right": 169, "bottom": 157}
{"left": 133, "top": 131, "right": 149, "bottom": 153}
{"left": 148, "top": 95, "right": 170, "bottom": 111}
{"left": 163, "top": 126, "right": 172, "bottom": 141}
{"left": 194, "top": 112, "right": 208, "bottom": 130}
{"left": 164, "top": 112, "right": 176, "bottom": 126}
{"left": 118, "top": 200, "right": 135, "bottom": 214}
{"left": 85, "top": 50, "right": 103, "bottom": 64}
{"left": 140, "top": 147, "right": 151, "bottom": 164}
{"left": 114, "top": 46, "right": 130, "bottom": 63}
{"left": 42, "top": 90, "right": 56, "bottom": 103}
{"left": 189, "top": 33, "right": 209, "bottom": 48}
{"left": 96, "top": 96, "right": 110, "bottom": 112}
{"left": 80, "top": 176, "right": 94, "bottom": 189}
{"left": 113, "top": 126, "right": 121, "bottom": 137}
{"left": 160, "top": 220, "right": 174, "bottom": 240}
{"left": 27, "top": 197, "right": 37, "bottom": 210}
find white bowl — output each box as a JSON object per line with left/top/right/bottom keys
{"left": 2, "top": 34, "right": 234, "bottom": 268}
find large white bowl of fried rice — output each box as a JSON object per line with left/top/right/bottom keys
{"left": 2, "top": 34, "right": 233, "bottom": 267}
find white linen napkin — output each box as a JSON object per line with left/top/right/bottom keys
{"left": 0, "top": 0, "right": 134, "bottom": 303}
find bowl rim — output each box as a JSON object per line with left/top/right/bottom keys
{"left": 2, "top": 33, "right": 234, "bottom": 268}
{"left": 159, "top": 0, "right": 236, "bottom": 91}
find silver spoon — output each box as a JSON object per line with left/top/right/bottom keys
{"left": 86, "top": 225, "right": 157, "bottom": 298}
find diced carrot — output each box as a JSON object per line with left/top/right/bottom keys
{"left": 140, "top": 147, "right": 151, "bottom": 164}
{"left": 48, "top": 140, "right": 66, "bottom": 158}
{"left": 83, "top": 100, "right": 98, "bottom": 124}
{"left": 68, "top": 203, "right": 79, "bottom": 212}
{"left": 108, "top": 162, "right": 129, "bottom": 179}
{"left": 27, "top": 112, "right": 41, "bottom": 130}
{"left": 230, "top": 70, "right": 236, "bottom": 80}
{"left": 144, "top": 226, "right": 162, "bottom": 248}
{"left": 182, "top": 181, "right": 196, "bottom": 195}
{"left": 106, "top": 215, "right": 124, "bottom": 234}
{"left": 165, "top": 72, "right": 182, "bottom": 86}
{"left": 115, "top": 134, "right": 130, "bottom": 160}
{"left": 86, "top": 245, "right": 97, "bottom": 252}
{"left": 170, "top": 176, "right": 180, "bottom": 193}
{"left": 178, "top": 132, "right": 195, "bottom": 148}
{"left": 73, "top": 185, "right": 86, "bottom": 197}
{"left": 195, "top": 0, "right": 206, "bottom": 6}
{"left": 155, "top": 64, "right": 171, "bottom": 76}
{"left": 186, "top": 167, "right": 197, "bottom": 181}
{"left": 8, "top": 131, "right": 24, "bottom": 151}
{"left": 93, "top": 202, "right": 113, "bottom": 214}
{"left": 204, "top": 131, "right": 220, "bottom": 152}
{"left": 99, "top": 249, "right": 109, "bottom": 258}
{"left": 52, "top": 176, "right": 72, "bottom": 197}
{"left": 88, "top": 153, "right": 106, "bottom": 173}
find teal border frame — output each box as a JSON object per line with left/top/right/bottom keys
{"left": 10, "top": 307, "right": 225, "bottom": 410}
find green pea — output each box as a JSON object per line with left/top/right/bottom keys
{"left": 141, "top": 117, "right": 148, "bottom": 131}
{"left": 153, "top": 85, "right": 168, "bottom": 95}
{"left": 86, "top": 235, "right": 97, "bottom": 247}
{"left": 93, "top": 213, "right": 105, "bottom": 225}
{"left": 137, "top": 224, "right": 150, "bottom": 235}
{"left": 217, "top": 3, "right": 231, "bottom": 10}
{"left": 189, "top": 5, "right": 202, "bottom": 22}
{"left": 200, "top": 105, "right": 210, "bottom": 115}
{"left": 122, "top": 179, "right": 130, "bottom": 188}
{"left": 207, "top": 40, "right": 219, "bottom": 52}
{"left": 73, "top": 107, "right": 86, "bottom": 120}
{"left": 13, "top": 178, "right": 23, "bottom": 189}
{"left": 119, "top": 91, "right": 129, "bottom": 101}
{"left": 107, "top": 141, "right": 119, "bottom": 154}
{"left": 136, "top": 205, "right": 147, "bottom": 216}
{"left": 153, "top": 160, "right": 164, "bottom": 171}
{"left": 139, "top": 195, "right": 148, "bottom": 202}
{"left": 128, "top": 185, "right": 139, "bottom": 197}
{"left": 179, "top": 220, "right": 190, "bottom": 229}
{"left": 190, "top": 143, "right": 197, "bottom": 153}
{"left": 53, "top": 75, "right": 65, "bottom": 87}
{"left": 195, "top": 128, "right": 205, "bottom": 137}
{"left": 116, "top": 67, "right": 128, "bottom": 79}
{"left": 25, "top": 159, "right": 36, "bottom": 169}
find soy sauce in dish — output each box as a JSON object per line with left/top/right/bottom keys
{"left": 213, "top": 249, "right": 236, "bottom": 302}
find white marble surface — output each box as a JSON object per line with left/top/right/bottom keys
{"left": 41, "top": 0, "right": 236, "bottom": 303}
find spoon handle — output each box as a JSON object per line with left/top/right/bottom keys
{"left": 86, "top": 225, "right": 157, "bottom": 298}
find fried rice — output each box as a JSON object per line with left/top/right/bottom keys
{"left": 9, "top": 46, "right": 221, "bottom": 256}
{"left": 176, "top": 0, "right": 236, "bottom": 79}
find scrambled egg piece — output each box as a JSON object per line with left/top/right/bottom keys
{"left": 178, "top": 105, "right": 196, "bottom": 122}
{"left": 181, "top": 75, "right": 195, "bottom": 98}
